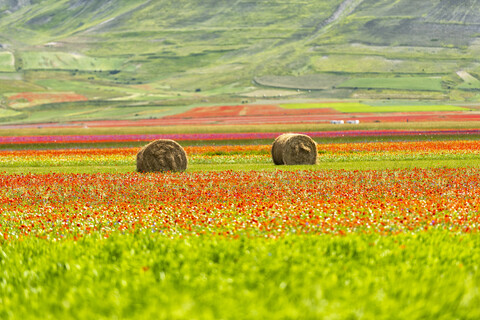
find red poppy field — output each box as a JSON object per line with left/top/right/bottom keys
{"left": 7, "top": 92, "right": 88, "bottom": 108}
{"left": 2, "top": 140, "right": 480, "bottom": 240}
{"left": 1, "top": 135, "right": 480, "bottom": 319}
{"left": 2, "top": 167, "right": 480, "bottom": 241}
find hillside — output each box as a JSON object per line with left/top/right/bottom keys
{"left": 0, "top": 0, "right": 480, "bottom": 124}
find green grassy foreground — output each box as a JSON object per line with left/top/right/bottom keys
{"left": 1, "top": 232, "right": 479, "bottom": 319}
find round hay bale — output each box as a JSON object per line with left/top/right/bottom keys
{"left": 271, "top": 133, "right": 317, "bottom": 165}
{"left": 136, "top": 139, "right": 188, "bottom": 172}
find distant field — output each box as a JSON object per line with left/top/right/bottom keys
{"left": 0, "top": 108, "right": 22, "bottom": 119}
{"left": 254, "top": 74, "right": 348, "bottom": 90}
{"left": 281, "top": 102, "right": 365, "bottom": 110}
{"left": 0, "top": 80, "right": 45, "bottom": 94}
{"left": 0, "top": 52, "right": 15, "bottom": 72}
{"left": 337, "top": 77, "right": 445, "bottom": 91}
{"left": 34, "top": 79, "right": 180, "bottom": 101}
{"left": 7, "top": 92, "right": 88, "bottom": 109}
{"left": 281, "top": 103, "right": 468, "bottom": 113}
{"left": 311, "top": 55, "right": 459, "bottom": 74}
{"left": 34, "top": 79, "right": 134, "bottom": 100}
{"left": 457, "top": 71, "right": 480, "bottom": 90}
{"left": 10, "top": 104, "right": 186, "bottom": 124}
{"left": 20, "top": 52, "right": 125, "bottom": 71}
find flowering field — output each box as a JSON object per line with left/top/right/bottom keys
{"left": 1, "top": 138, "right": 480, "bottom": 319}
{"left": 2, "top": 167, "right": 480, "bottom": 241}
{"left": 2, "top": 140, "right": 480, "bottom": 169}
{"left": 2, "top": 129, "right": 480, "bottom": 144}
{"left": 7, "top": 92, "right": 88, "bottom": 109}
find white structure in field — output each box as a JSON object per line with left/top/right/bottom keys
{"left": 331, "top": 120, "right": 360, "bottom": 124}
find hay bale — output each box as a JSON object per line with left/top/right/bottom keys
{"left": 136, "top": 139, "right": 187, "bottom": 172}
{"left": 271, "top": 133, "right": 317, "bottom": 165}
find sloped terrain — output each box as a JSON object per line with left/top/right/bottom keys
{"left": 0, "top": 0, "right": 480, "bottom": 124}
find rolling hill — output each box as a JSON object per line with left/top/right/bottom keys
{"left": 0, "top": 0, "right": 480, "bottom": 124}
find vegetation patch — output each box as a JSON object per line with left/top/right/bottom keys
{"left": 254, "top": 74, "right": 348, "bottom": 90}
{"left": 7, "top": 92, "right": 88, "bottom": 109}
{"left": 337, "top": 77, "right": 445, "bottom": 92}
{"left": 0, "top": 51, "right": 15, "bottom": 72}
{"left": 281, "top": 102, "right": 469, "bottom": 113}
{"left": 20, "top": 52, "right": 125, "bottom": 71}
{"left": 1, "top": 233, "right": 479, "bottom": 319}
{"left": 281, "top": 102, "right": 367, "bottom": 110}
{"left": 311, "top": 55, "right": 460, "bottom": 74}
{"left": 0, "top": 108, "right": 22, "bottom": 119}
{"left": 0, "top": 80, "right": 45, "bottom": 94}
{"left": 456, "top": 71, "right": 480, "bottom": 90}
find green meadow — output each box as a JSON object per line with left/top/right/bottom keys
{"left": 19, "top": 52, "right": 125, "bottom": 71}
{"left": 0, "top": 108, "right": 21, "bottom": 118}
{"left": 457, "top": 72, "right": 480, "bottom": 91}
{"left": 1, "top": 232, "right": 480, "bottom": 320}
{"left": 337, "top": 77, "right": 445, "bottom": 92}
{"left": 0, "top": 52, "right": 15, "bottom": 72}
{"left": 281, "top": 102, "right": 469, "bottom": 113}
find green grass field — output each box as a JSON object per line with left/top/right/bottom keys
{"left": 281, "top": 102, "right": 469, "bottom": 113}
{"left": 16, "top": 104, "right": 186, "bottom": 124}
{"left": 2, "top": 232, "right": 479, "bottom": 319}
{"left": 20, "top": 52, "right": 125, "bottom": 71}
{"left": 337, "top": 77, "right": 445, "bottom": 92}
{"left": 311, "top": 55, "right": 461, "bottom": 75}
{"left": 0, "top": 79, "right": 45, "bottom": 95}
{"left": 0, "top": 108, "right": 22, "bottom": 121}
{"left": 457, "top": 72, "right": 480, "bottom": 91}
{"left": 0, "top": 52, "right": 15, "bottom": 72}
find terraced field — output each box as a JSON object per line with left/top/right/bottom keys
{"left": 0, "top": 51, "right": 14, "bottom": 72}
{"left": 19, "top": 52, "right": 125, "bottom": 71}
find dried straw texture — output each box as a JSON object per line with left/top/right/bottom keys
{"left": 271, "top": 133, "right": 317, "bottom": 165}
{"left": 137, "top": 139, "right": 188, "bottom": 172}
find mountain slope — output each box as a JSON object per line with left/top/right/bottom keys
{"left": 0, "top": 0, "right": 480, "bottom": 124}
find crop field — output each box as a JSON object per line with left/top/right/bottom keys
{"left": 457, "top": 71, "right": 480, "bottom": 91}
{"left": 0, "top": 52, "right": 15, "bottom": 72}
{"left": 0, "top": 108, "right": 22, "bottom": 120}
{"left": 1, "top": 128, "right": 480, "bottom": 319}
{"left": 281, "top": 102, "right": 470, "bottom": 113}
{"left": 7, "top": 92, "right": 88, "bottom": 109}
{"left": 337, "top": 77, "right": 445, "bottom": 92}
{"left": 311, "top": 55, "right": 461, "bottom": 75}
{"left": 19, "top": 52, "right": 125, "bottom": 71}
{"left": 0, "top": 79, "right": 45, "bottom": 95}
{"left": 6, "top": 100, "right": 480, "bottom": 126}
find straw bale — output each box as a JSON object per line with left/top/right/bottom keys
{"left": 137, "top": 139, "right": 187, "bottom": 172}
{"left": 271, "top": 133, "right": 317, "bottom": 165}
